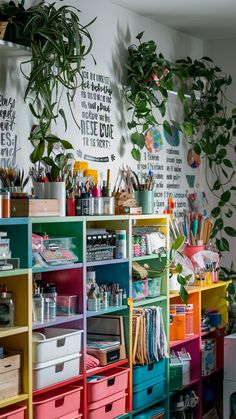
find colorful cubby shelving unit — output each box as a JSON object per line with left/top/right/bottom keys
{"left": 0, "top": 212, "right": 229, "bottom": 419}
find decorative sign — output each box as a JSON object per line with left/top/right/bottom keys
{"left": 0, "top": 93, "right": 18, "bottom": 168}
{"left": 79, "top": 71, "right": 115, "bottom": 163}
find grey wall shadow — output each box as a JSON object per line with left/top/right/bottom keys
{"left": 109, "top": 21, "right": 131, "bottom": 158}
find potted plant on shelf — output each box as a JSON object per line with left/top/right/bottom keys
{"left": 19, "top": 1, "right": 95, "bottom": 214}
{"left": 172, "top": 56, "right": 236, "bottom": 257}
{"left": 0, "top": 0, "right": 26, "bottom": 40}
{"left": 125, "top": 31, "right": 175, "bottom": 161}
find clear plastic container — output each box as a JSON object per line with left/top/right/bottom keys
{"left": 0, "top": 291, "right": 14, "bottom": 327}
{"left": 132, "top": 279, "right": 148, "bottom": 300}
{"left": 43, "top": 284, "right": 57, "bottom": 320}
{"left": 147, "top": 276, "right": 162, "bottom": 297}
{"left": 56, "top": 295, "right": 77, "bottom": 316}
{"left": 33, "top": 292, "right": 44, "bottom": 324}
{"left": 41, "top": 237, "right": 78, "bottom": 265}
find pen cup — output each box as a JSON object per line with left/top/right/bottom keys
{"left": 183, "top": 244, "right": 205, "bottom": 260}
{"left": 135, "top": 190, "right": 154, "bottom": 214}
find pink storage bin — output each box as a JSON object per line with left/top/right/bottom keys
{"left": 88, "top": 390, "right": 127, "bottom": 419}
{"left": 0, "top": 406, "right": 26, "bottom": 419}
{"left": 88, "top": 367, "right": 129, "bottom": 403}
{"left": 58, "top": 413, "right": 81, "bottom": 419}
{"left": 33, "top": 385, "right": 82, "bottom": 419}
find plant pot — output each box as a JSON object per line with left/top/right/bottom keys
{"left": 0, "top": 21, "right": 8, "bottom": 40}
{"left": 44, "top": 182, "right": 66, "bottom": 217}
{"left": 135, "top": 190, "right": 154, "bottom": 214}
{"left": 33, "top": 182, "right": 45, "bottom": 199}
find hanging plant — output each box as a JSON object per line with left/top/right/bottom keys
{"left": 173, "top": 56, "right": 236, "bottom": 254}
{"left": 20, "top": 1, "right": 96, "bottom": 176}
{"left": 125, "top": 31, "right": 174, "bottom": 161}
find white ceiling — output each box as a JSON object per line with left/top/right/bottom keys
{"left": 108, "top": 0, "right": 236, "bottom": 40}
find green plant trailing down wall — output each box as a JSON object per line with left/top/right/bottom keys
{"left": 125, "top": 31, "right": 173, "bottom": 162}
{"left": 20, "top": 1, "right": 96, "bottom": 180}
{"left": 173, "top": 56, "right": 236, "bottom": 258}
{"left": 125, "top": 32, "right": 236, "bottom": 267}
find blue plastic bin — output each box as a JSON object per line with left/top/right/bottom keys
{"left": 133, "top": 359, "right": 166, "bottom": 386}
{"left": 133, "top": 376, "right": 166, "bottom": 410}
{"left": 134, "top": 406, "right": 165, "bottom": 418}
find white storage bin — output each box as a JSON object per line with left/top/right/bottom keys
{"left": 33, "top": 328, "right": 83, "bottom": 363}
{"left": 33, "top": 353, "right": 81, "bottom": 390}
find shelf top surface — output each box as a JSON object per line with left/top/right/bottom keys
{"left": 0, "top": 326, "right": 28, "bottom": 338}
{"left": 0, "top": 40, "right": 31, "bottom": 56}
{"left": 0, "top": 268, "right": 29, "bottom": 278}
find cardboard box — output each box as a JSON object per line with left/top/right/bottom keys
{"left": 10, "top": 199, "right": 60, "bottom": 217}
{"left": 0, "top": 353, "right": 21, "bottom": 400}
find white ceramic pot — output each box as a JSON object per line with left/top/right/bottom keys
{"left": 47, "top": 182, "right": 66, "bottom": 217}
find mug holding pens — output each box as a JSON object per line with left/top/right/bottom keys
{"left": 132, "top": 171, "right": 155, "bottom": 214}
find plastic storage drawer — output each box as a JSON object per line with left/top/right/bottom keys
{"left": 134, "top": 406, "right": 165, "bottom": 418}
{"left": 58, "top": 413, "right": 81, "bottom": 419}
{"left": 87, "top": 367, "right": 129, "bottom": 403}
{"left": 133, "top": 360, "right": 166, "bottom": 386}
{"left": 33, "top": 328, "right": 83, "bottom": 363}
{"left": 33, "top": 353, "right": 81, "bottom": 390}
{"left": 133, "top": 377, "right": 165, "bottom": 410}
{"left": 0, "top": 406, "right": 26, "bottom": 419}
{"left": 33, "top": 385, "right": 82, "bottom": 419}
{"left": 88, "top": 390, "right": 127, "bottom": 419}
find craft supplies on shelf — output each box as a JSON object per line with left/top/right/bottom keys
{"left": 0, "top": 285, "right": 14, "bottom": 327}
{"left": 132, "top": 227, "right": 166, "bottom": 257}
{"left": 56, "top": 295, "right": 77, "bottom": 316}
{"left": 32, "top": 234, "right": 79, "bottom": 268}
{"left": 132, "top": 307, "right": 168, "bottom": 365}
{"left": 201, "top": 339, "right": 216, "bottom": 377}
{"left": 87, "top": 315, "right": 126, "bottom": 366}
{"left": 170, "top": 304, "right": 186, "bottom": 341}
{"left": 86, "top": 269, "right": 127, "bottom": 311}
{"left": 86, "top": 230, "right": 116, "bottom": 262}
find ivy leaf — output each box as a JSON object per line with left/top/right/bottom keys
{"left": 223, "top": 159, "right": 233, "bottom": 168}
{"left": 211, "top": 207, "right": 221, "bottom": 218}
{"left": 221, "top": 190, "right": 231, "bottom": 203}
{"left": 227, "top": 282, "right": 236, "bottom": 294}
{"left": 60, "top": 140, "right": 73, "bottom": 150}
{"left": 225, "top": 208, "right": 233, "bottom": 218}
{"left": 131, "top": 147, "right": 141, "bottom": 161}
{"left": 175, "top": 263, "right": 183, "bottom": 274}
{"left": 216, "top": 238, "right": 229, "bottom": 252}
{"left": 224, "top": 226, "right": 236, "bottom": 237}
{"left": 214, "top": 218, "right": 224, "bottom": 230}
{"left": 131, "top": 132, "right": 145, "bottom": 149}
{"left": 179, "top": 284, "right": 188, "bottom": 304}
{"left": 136, "top": 31, "right": 145, "bottom": 40}
{"left": 213, "top": 180, "right": 220, "bottom": 191}
{"left": 163, "top": 120, "right": 172, "bottom": 136}
{"left": 194, "top": 144, "right": 201, "bottom": 155}
{"left": 127, "top": 121, "right": 137, "bottom": 129}
{"left": 172, "top": 236, "right": 185, "bottom": 252}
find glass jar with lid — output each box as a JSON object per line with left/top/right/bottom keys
{"left": 0, "top": 289, "right": 14, "bottom": 327}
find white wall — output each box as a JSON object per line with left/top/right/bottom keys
{"left": 204, "top": 39, "right": 236, "bottom": 266}
{"left": 0, "top": 0, "right": 207, "bottom": 216}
